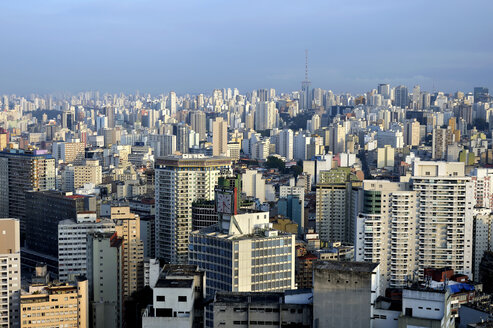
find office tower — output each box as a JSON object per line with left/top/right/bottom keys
{"left": 257, "top": 89, "right": 268, "bottom": 102}
{"left": 377, "top": 145, "right": 395, "bottom": 169}
{"left": 24, "top": 191, "right": 96, "bottom": 261}
{"left": 148, "top": 134, "right": 176, "bottom": 157}
{"left": 61, "top": 160, "right": 102, "bottom": 192}
{"left": 278, "top": 195, "right": 303, "bottom": 234}
{"left": 58, "top": 213, "right": 115, "bottom": 282}
{"left": 104, "top": 106, "right": 115, "bottom": 128}
{"left": 293, "top": 133, "right": 309, "bottom": 160}
{"left": 212, "top": 117, "right": 228, "bottom": 156}
{"left": 378, "top": 83, "right": 390, "bottom": 99}
{"left": 412, "top": 85, "right": 421, "bottom": 108}
{"left": 277, "top": 129, "right": 294, "bottom": 160}
{"left": 474, "top": 87, "right": 490, "bottom": 103}
{"left": 315, "top": 168, "right": 362, "bottom": 244}
{"left": 472, "top": 208, "right": 493, "bottom": 280}
{"left": 412, "top": 161, "right": 474, "bottom": 279}
{"left": 394, "top": 85, "right": 409, "bottom": 108}
{"left": 142, "top": 264, "right": 205, "bottom": 328}
{"left": 87, "top": 232, "right": 123, "bottom": 328}
{"left": 173, "top": 123, "right": 190, "bottom": 154}
{"left": 20, "top": 278, "right": 89, "bottom": 328}
{"left": 189, "top": 111, "right": 206, "bottom": 140}
{"left": 254, "top": 101, "right": 277, "bottom": 131}
{"left": 0, "top": 219, "right": 20, "bottom": 328}
{"left": 167, "top": 91, "right": 177, "bottom": 115}
{"left": 329, "top": 123, "right": 346, "bottom": 154}
{"left": 189, "top": 211, "right": 295, "bottom": 326}
{"left": 226, "top": 142, "right": 240, "bottom": 161}
{"left": 0, "top": 149, "right": 56, "bottom": 237}
{"left": 312, "top": 261, "right": 380, "bottom": 328}
{"left": 355, "top": 180, "right": 417, "bottom": 289}
{"left": 404, "top": 119, "right": 420, "bottom": 147}
{"left": 155, "top": 155, "right": 232, "bottom": 263}
{"left": 192, "top": 200, "right": 217, "bottom": 231}
{"left": 110, "top": 206, "right": 145, "bottom": 298}
{"left": 432, "top": 127, "right": 455, "bottom": 160}
{"left": 241, "top": 169, "right": 266, "bottom": 203}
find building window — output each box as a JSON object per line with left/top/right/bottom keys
{"left": 178, "top": 296, "right": 187, "bottom": 302}
{"left": 157, "top": 296, "right": 165, "bottom": 302}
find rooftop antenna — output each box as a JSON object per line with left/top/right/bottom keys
{"left": 305, "top": 49, "right": 309, "bottom": 82}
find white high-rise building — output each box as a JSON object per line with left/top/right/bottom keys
{"left": 277, "top": 129, "right": 293, "bottom": 160}
{"left": 470, "top": 168, "right": 493, "bottom": 208}
{"left": 0, "top": 218, "right": 20, "bottom": 328}
{"left": 154, "top": 155, "right": 232, "bottom": 263}
{"left": 411, "top": 161, "right": 475, "bottom": 280}
{"left": 242, "top": 169, "right": 266, "bottom": 203}
{"left": 58, "top": 213, "right": 115, "bottom": 282}
{"left": 167, "top": 91, "right": 177, "bottom": 116}
{"left": 254, "top": 101, "right": 277, "bottom": 131}
{"left": 355, "top": 180, "right": 417, "bottom": 289}
{"left": 472, "top": 208, "right": 493, "bottom": 280}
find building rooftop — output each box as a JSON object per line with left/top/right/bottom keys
{"left": 215, "top": 292, "right": 283, "bottom": 304}
{"left": 155, "top": 278, "right": 193, "bottom": 289}
{"left": 314, "top": 260, "right": 378, "bottom": 273}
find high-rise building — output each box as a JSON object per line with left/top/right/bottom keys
{"left": 189, "top": 211, "right": 295, "bottom": 327}
{"left": 472, "top": 208, "right": 493, "bottom": 280}
{"left": 155, "top": 155, "right": 232, "bottom": 263}
{"left": 20, "top": 278, "right": 89, "bottom": 328}
{"left": 411, "top": 161, "right": 474, "bottom": 280}
{"left": 212, "top": 117, "right": 228, "bottom": 156}
{"left": 315, "top": 168, "right": 362, "bottom": 244}
{"left": 0, "top": 219, "right": 20, "bottom": 328}
{"left": 52, "top": 141, "right": 85, "bottom": 165}
{"left": 58, "top": 213, "right": 115, "bottom": 282}
{"left": 191, "top": 200, "right": 217, "bottom": 231}
{"left": 167, "top": 91, "right": 177, "bottom": 116}
{"left": 87, "top": 232, "right": 123, "bottom": 328}
{"left": 189, "top": 111, "right": 206, "bottom": 140}
{"left": 110, "top": 206, "right": 145, "bottom": 298}
{"left": 378, "top": 83, "right": 390, "bottom": 99}
{"left": 277, "top": 129, "right": 293, "bottom": 160}
{"left": 60, "top": 160, "right": 102, "bottom": 192}
{"left": 377, "top": 145, "right": 395, "bottom": 169}
{"left": 254, "top": 101, "right": 277, "bottom": 131}
{"left": 432, "top": 127, "right": 455, "bottom": 160}
{"left": 394, "top": 85, "right": 409, "bottom": 108}
{"left": 0, "top": 149, "right": 56, "bottom": 238}
{"left": 404, "top": 119, "right": 420, "bottom": 147}
{"left": 24, "top": 191, "right": 96, "bottom": 260}
{"left": 173, "top": 123, "right": 190, "bottom": 154}
{"left": 474, "top": 87, "right": 489, "bottom": 103}
{"left": 355, "top": 180, "right": 417, "bottom": 289}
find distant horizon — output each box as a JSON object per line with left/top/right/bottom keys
{"left": 1, "top": 0, "right": 492, "bottom": 95}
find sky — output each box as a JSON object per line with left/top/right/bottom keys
{"left": 0, "top": 0, "right": 492, "bottom": 95}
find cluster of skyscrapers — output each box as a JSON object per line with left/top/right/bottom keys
{"left": 0, "top": 82, "right": 492, "bottom": 327}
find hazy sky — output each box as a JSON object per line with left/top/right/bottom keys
{"left": 1, "top": 0, "right": 492, "bottom": 95}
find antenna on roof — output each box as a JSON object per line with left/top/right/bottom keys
{"left": 305, "top": 49, "right": 309, "bottom": 81}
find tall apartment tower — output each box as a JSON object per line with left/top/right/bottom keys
{"left": 411, "top": 161, "right": 474, "bottom": 280}
{"left": 315, "top": 168, "right": 362, "bottom": 244}
{"left": 155, "top": 155, "right": 232, "bottom": 263}
{"left": 404, "top": 119, "right": 420, "bottom": 147}
{"left": 378, "top": 83, "right": 390, "bottom": 99}
{"left": 0, "top": 149, "right": 56, "bottom": 237}
{"left": 212, "top": 117, "right": 228, "bottom": 156}
{"left": 110, "top": 206, "right": 144, "bottom": 298}
{"left": 189, "top": 111, "right": 206, "bottom": 140}
{"left": 278, "top": 129, "right": 294, "bottom": 160}
{"left": 0, "top": 219, "right": 20, "bottom": 328}
{"left": 355, "top": 180, "right": 417, "bottom": 289}
{"left": 87, "top": 232, "right": 123, "bottom": 328}
{"left": 58, "top": 213, "right": 115, "bottom": 282}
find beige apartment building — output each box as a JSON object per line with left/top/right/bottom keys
{"left": 20, "top": 278, "right": 88, "bottom": 328}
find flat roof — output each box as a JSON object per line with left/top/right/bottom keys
{"left": 155, "top": 278, "right": 193, "bottom": 289}
{"left": 314, "top": 260, "right": 379, "bottom": 273}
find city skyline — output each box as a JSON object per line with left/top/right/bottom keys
{"left": 1, "top": 0, "right": 492, "bottom": 94}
